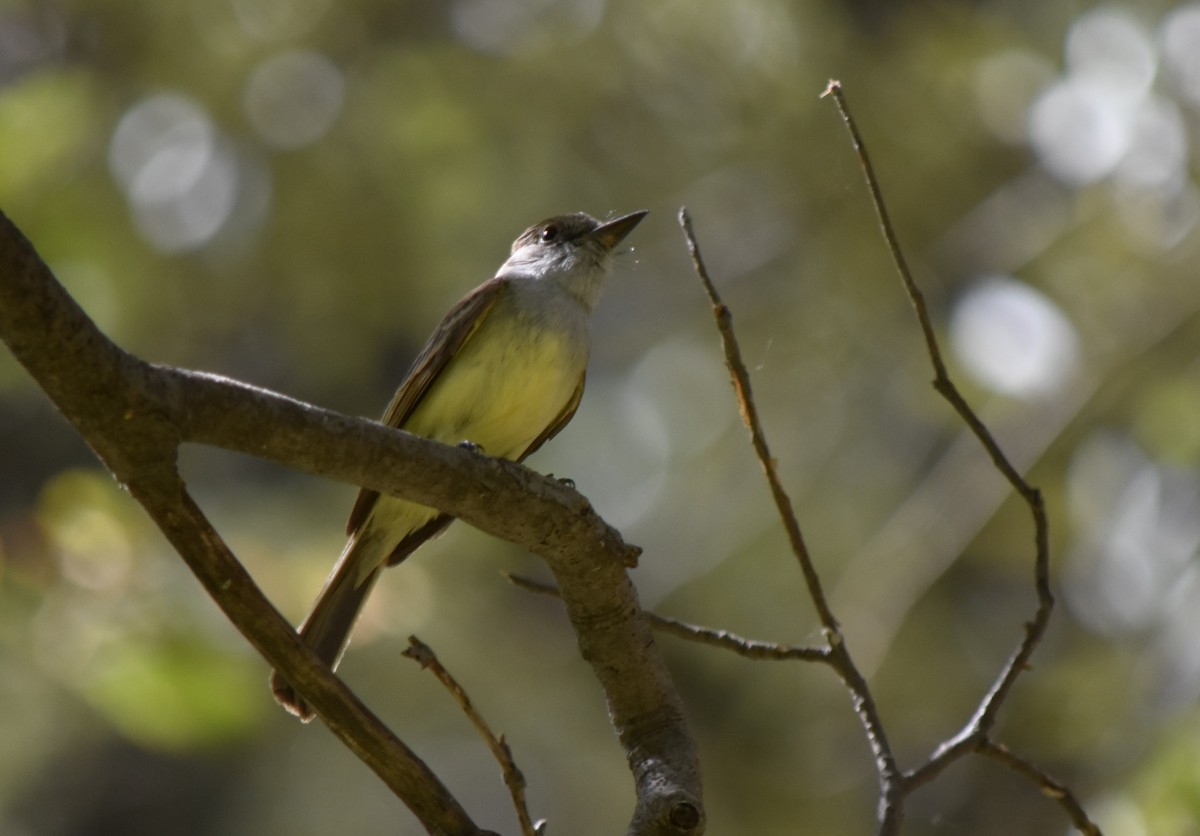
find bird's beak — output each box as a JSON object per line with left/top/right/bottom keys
{"left": 589, "top": 210, "right": 649, "bottom": 250}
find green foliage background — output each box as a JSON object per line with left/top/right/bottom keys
{"left": 3, "top": 0, "right": 1200, "bottom": 833}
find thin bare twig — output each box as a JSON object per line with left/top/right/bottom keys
{"left": 676, "top": 210, "right": 835, "bottom": 632}
{"left": 819, "top": 79, "right": 1084, "bottom": 832}
{"left": 677, "top": 209, "right": 904, "bottom": 833}
{"left": 404, "top": 636, "right": 541, "bottom": 836}
{"left": 979, "top": 742, "right": 1102, "bottom": 835}
{"left": 507, "top": 574, "right": 830, "bottom": 663}
{"left": 820, "top": 76, "right": 1054, "bottom": 729}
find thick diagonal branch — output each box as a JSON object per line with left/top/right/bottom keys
{"left": 0, "top": 208, "right": 702, "bottom": 836}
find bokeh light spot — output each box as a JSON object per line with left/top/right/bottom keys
{"left": 949, "top": 275, "right": 1078, "bottom": 399}
{"left": 1028, "top": 8, "right": 1163, "bottom": 188}
{"left": 451, "top": 0, "right": 605, "bottom": 55}
{"left": 1065, "top": 434, "right": 1200, "bottom": 639}
{"left": 108, "top": 93, "right": 242, "bottom": 252}
{"left": 1029, "top": 78, "right": 1131, "bottom": 185}
{"left": 1161, "top": 3, "right": 1200, "bottom": 107}
{"left": 1114, "top": 95, "right": 1186, "bottom": 190}
{"left": 244, "top": 50, "right": 344, "bottom": 150}
{"left": 1065, "top": 7, "right": 1156, "bottom": 103}
{"left": 230, "top": 0, "right": 331, "bottom": 40}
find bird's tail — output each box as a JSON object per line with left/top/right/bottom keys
{"left": 269, "top": 534, "right": 383, "bottom": 722}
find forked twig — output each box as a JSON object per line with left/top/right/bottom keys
{"left": 819, "top": 74, "right": 1064, "bottom": 748}
{"left": 507, "top": 574, "right": 830, "bottom": 663}
{"left": 676, "top": 211, "right": 835, "bottom": 631}
{"left": 403, "top": 636, "right": 542, "bottom": 836}
{"left": 821, "top": 77, "right": 1089, "bottom": 832}
{"left": 678, "top": 209, "right": 904, "bottom": 831}
{"left": 669, "top": 81, "right": 1100, "bottom": 835}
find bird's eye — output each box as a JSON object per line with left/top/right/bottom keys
{"left": 540, "top": 224, "right": 560, "bottom": 243}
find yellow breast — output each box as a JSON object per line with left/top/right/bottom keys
{"left": 403, "top": 308, "right": 586, "bottom": 460}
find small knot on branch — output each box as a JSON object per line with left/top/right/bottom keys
{"left": 668, "top": 801, "right": 702, "bottom": 832}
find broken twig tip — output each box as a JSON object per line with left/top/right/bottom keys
{"left": 403, "top": 635, "right": 435, "bottom": 667}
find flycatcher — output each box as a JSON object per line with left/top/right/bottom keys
{"left": 271, "top": 209, "right": 648, "bottom": 720}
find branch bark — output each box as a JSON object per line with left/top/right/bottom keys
{"left": 0, "top": 208, "right": 703, "bottom": 836}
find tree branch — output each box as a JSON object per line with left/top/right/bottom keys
{"left": 819, "top": 83, "right": 1054, "bottom": 722}
{"left": 508, "top": 573, "right": 830, "bottom": 663}
{"left": 146, "top": 470, "right": 491, "bottom": 834}
{"left": 664, "top": 79, "right": 1094, "bottom": 835}
{"left": 678, "top": 208, "right": 904, "bottom": 833}
{"left": 819, "top": 79, "right": 1089, "bottom": 833}
{"left": 0, "top": 207, "right": 702, "bottom": 836}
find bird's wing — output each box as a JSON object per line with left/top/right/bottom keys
{"left": 518, "top": 371, "right": 585, "bottom": 461}
{"left": 380, "top": 369, "right": 582, "bottom": 568}
{"left": 346, "top": 277, "right": 510, "bottom": 536}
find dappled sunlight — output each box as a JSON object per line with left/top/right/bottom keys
{"left": 1065, "top": 434, "right": 1200, "bottom": 707}
{"left": 949, "top": 275, "right": 1079, "bottom": 399}
{"left": 1161, "top": 3, "right": 1200, "bottom": 107}
{"left": 109, "top": 94, "right": 244, "bottom": 253}
{"left": 451, "top": 0, "right": 606, "bottom": 55}
{"left": 1025, "top": 6, "right": 1197, "bottom": 252}
{"left": 1029, "top": 7, "right": 1157, "bottom": 187}
{"left": 229, "top": 0, "right": 331, "bottom": 41}
{"left": 243, "top": 50, "right": 345, "bottom": 150}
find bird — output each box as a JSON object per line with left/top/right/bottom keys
{"left": 270, "top": 209, "right": 648, "bottom": 720}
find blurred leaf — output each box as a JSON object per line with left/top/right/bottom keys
{"left": 82, "top": 633, "right": 264, "bottom": 751}
{"left": 0, "top": 68, "right": 104, "bottom": 200}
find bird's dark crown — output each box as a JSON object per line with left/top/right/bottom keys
{"left": 510, "top": 213, "right": 600, "bottom": 253}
